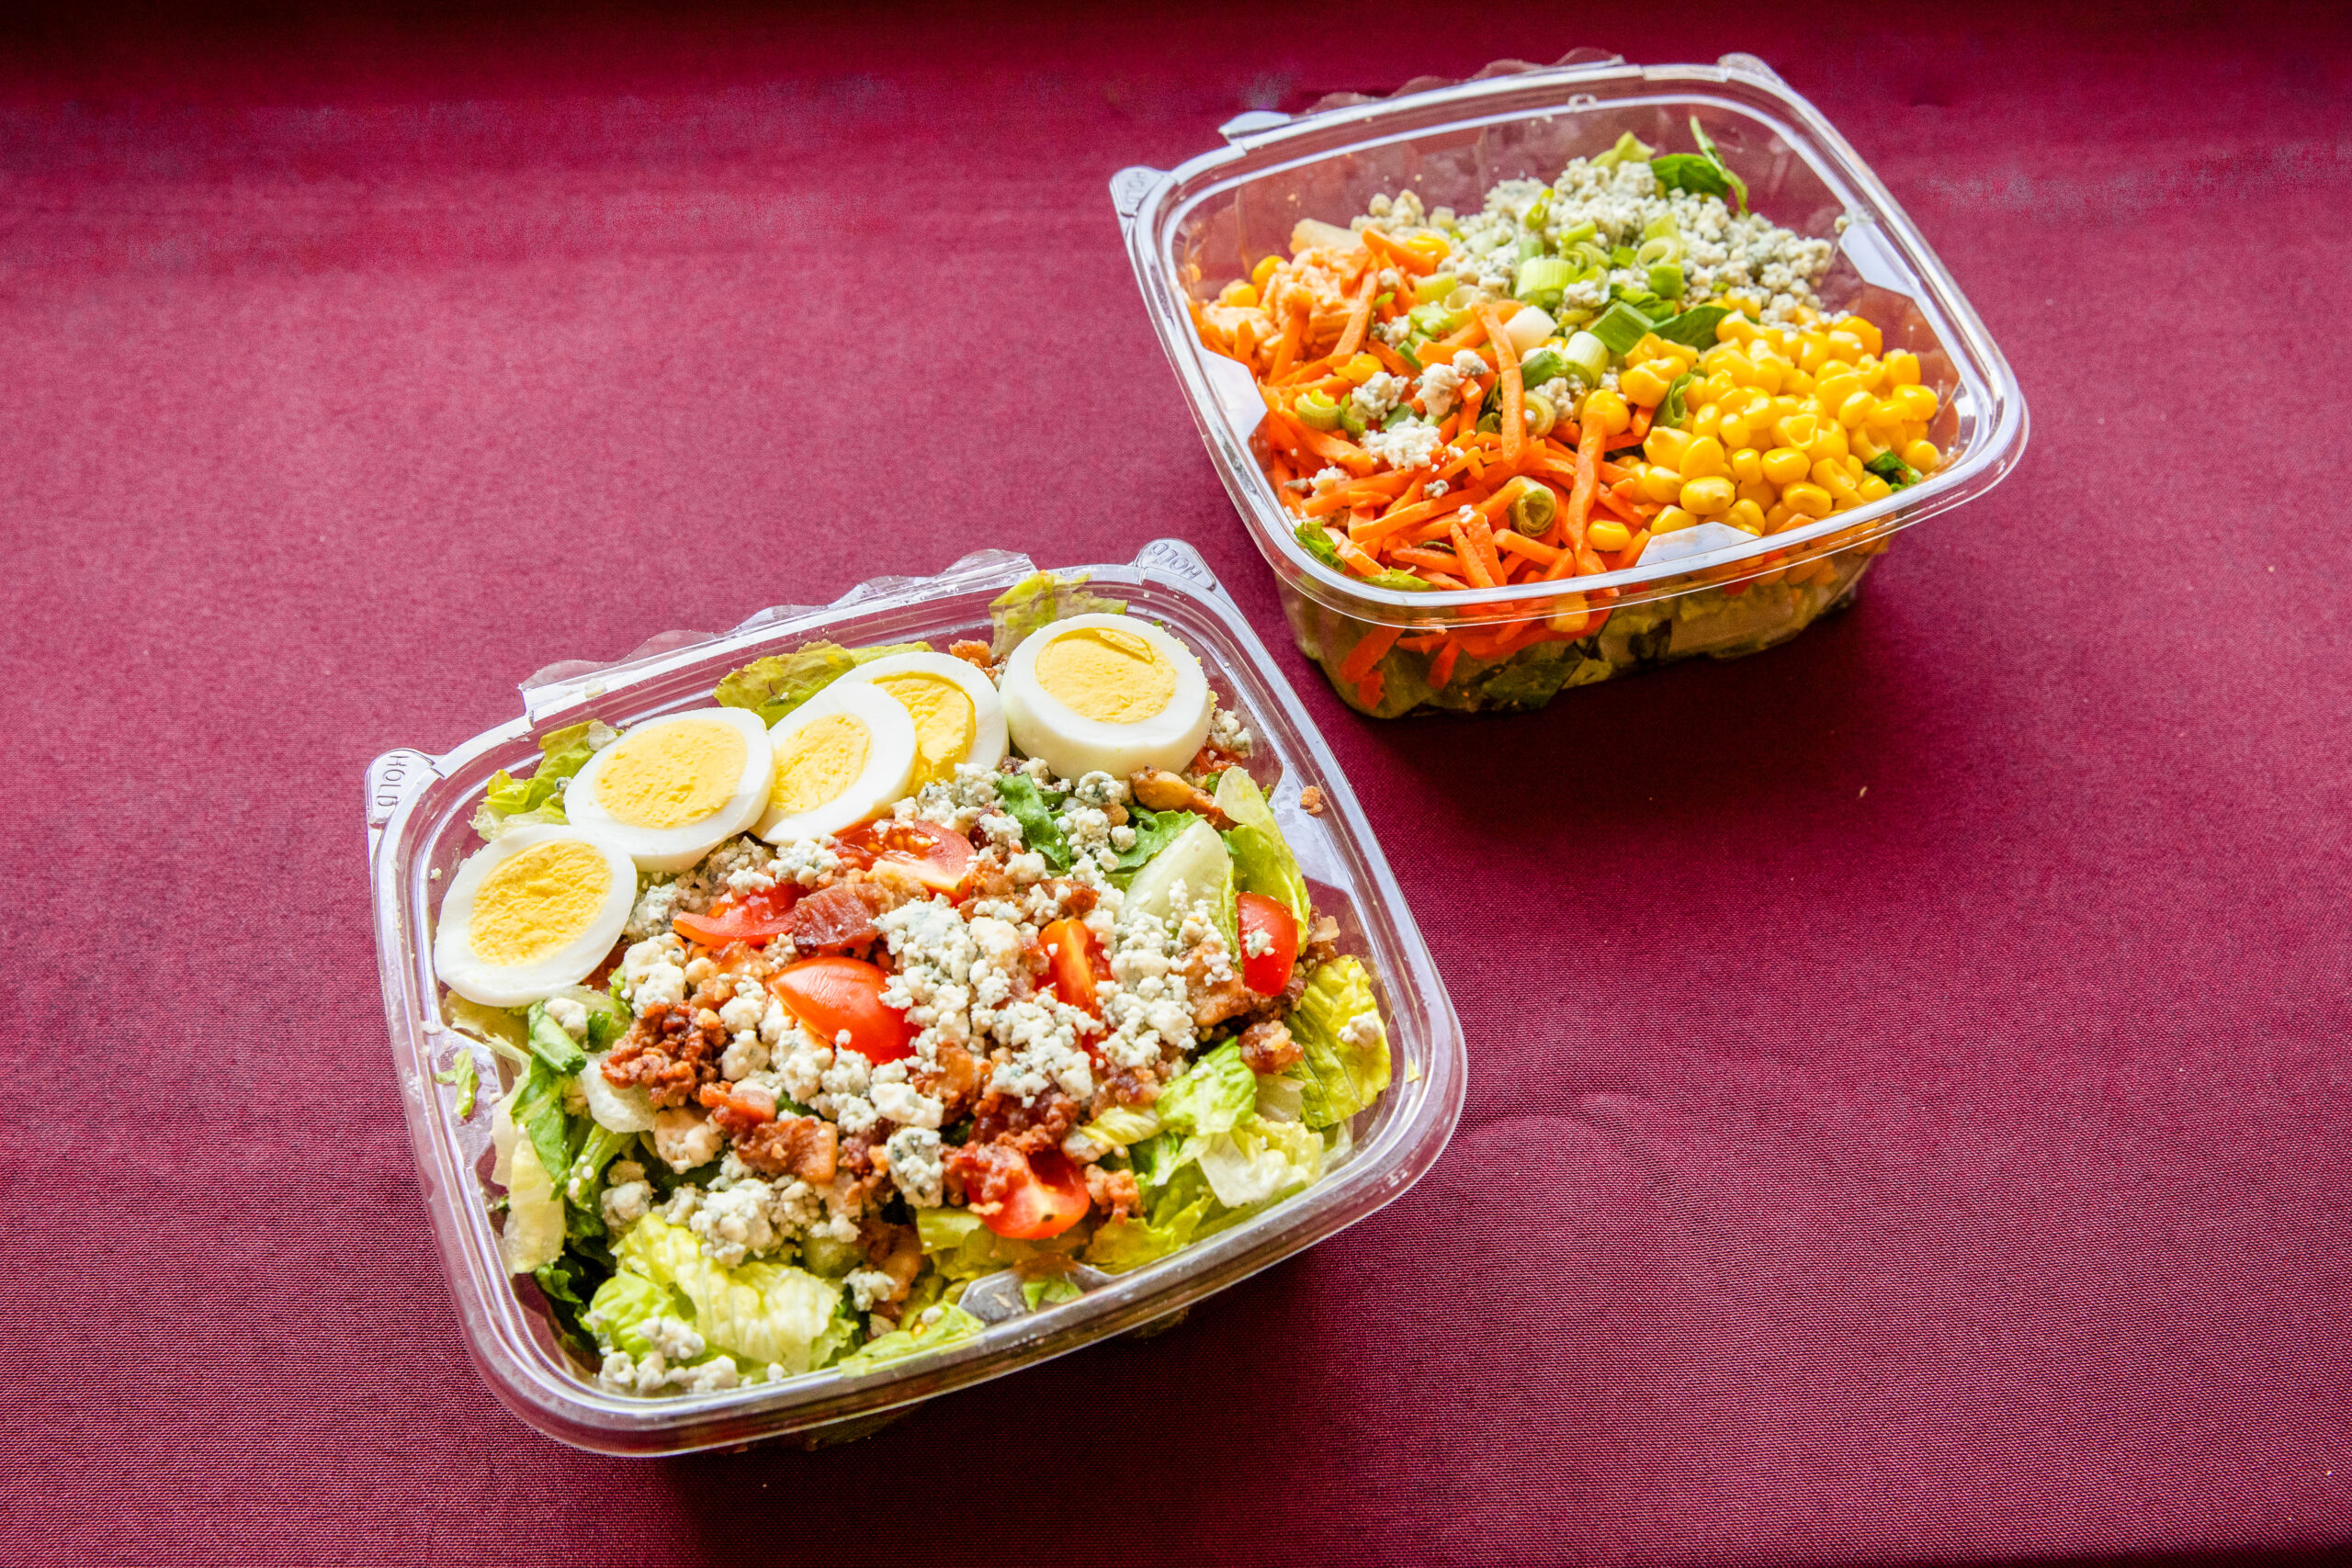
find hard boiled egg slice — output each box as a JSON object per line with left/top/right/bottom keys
{"left": 999, "top": 613, "right": 1212, "bottom": 781}
{"left": 757, "top": 682, "right": 919, "bottom": 842}
{"left": 562, "top": 707, "right": 774, "bottom": 873}
{"left": 434, "top": 825, "right": 637, "bottom": 1008}
{"left": 834, "top": 650, "right": 1008, "bottom": 786}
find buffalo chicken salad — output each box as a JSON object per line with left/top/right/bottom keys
{"left": 428, "top": 580, "right": 1393, "bottom": 1397}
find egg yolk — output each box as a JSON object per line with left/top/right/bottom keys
{"left": 594, "top": 720, "right": 748, "bottom": 829}
{"left": 1035, "top": 627, "right": 1176, "bottom": 725}
{"left": 873, "top": 672, "right": 975, "bottom": 785}
{"left": 773, "top": 713, "right": 871, "bottom": 812}
{"left": 469, "top": 840, "right": 612, "bottom": 965}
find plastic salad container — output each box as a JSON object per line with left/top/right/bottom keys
{"left": 362, "top": 539, "right": 1464, "bottom": 1454}
{"left": 1112, "top": 51, "right": 2028, "bottom": 716}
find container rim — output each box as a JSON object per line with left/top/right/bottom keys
{"left": 364, "top": 539, "right": 1468, "bottom": 1453}
{"left": 1113, "top": 52, "right": 2029, "bottom": 628}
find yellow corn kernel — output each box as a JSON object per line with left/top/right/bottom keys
{"left": 1726, "top": 498, "right": 1767, "bottom": 534}
{"left": 1699, "top": 342, "right": 1750, "bottom": 376}
{"left": 1587, "top": 519, "right": 1634, "bottom": 552}
{"left": 1696, "top": 371, "right": 1736, "bottom": 407}
{"left": 1783, "top": 367, "right": 1815, "bottom": 396}
{"left": 1623, "top": 332, "right": 1668, "bottom": 367}
{"left": 1219, "top": 281, "right": 1260, "bottom": 307}
{"left": 1903, "top": 437, "right": 1942, "bottom": 472}
{"left": 1811, "top": 368, "right": 1857, "bottom": 407}
{"left": 1760, "top": 446, "right": 1811, "bottom": 486}
{"left": 1844, "top": 454, "right": 1866, "bottom": 481}
{"left": 1862, "top": 397, "right": 1905, "bottom": 434}
{"left": 1850, "top": 427, "right": 1887, "bottom": 462}
{"left": 1644, "top": 426, "right": 1692, "bottom": 470}
{"left": 1812, "top": 459, "right": 1861, "bottom": 504}
{"left": 1837, "top": 390, "right": 1878, "bottom": 429}
{"left": 1716, "top": 412, "right": 1755, "bottom": 450}
{"left": 1883, "top": 351, "right": 1921, "bottom": 387}
{"left": 1252, "top": 254, "right": 1281, "bottom": 288}
{"left": 1653, "top": 505, "right": 1698, "bottom": 534}
{"left": 1890, "top": 382, "right": 1939, "bottom": 422}
{"left": 1340, "top": 354, "right": 1383, "bottom": 385}
{"left": 1741, "top": 352, "right": 1786, "bottom": 395}
{"left": 1737, "top": 479, "right": 1778, "bottom": 510}
{"left": 1729, "top": 446, "right": 1764, "bottom": 483}
{"left": 1680, "top": 475, "right": 1736, "bottom": 515}
{"left": 1856, "top": 474, "right": 1894, "bottom": 503}
{"left": 1619, "top": 362, "right": 1674, "bottom": 405}
{"left": 1402, "top": 232, "right": 1451, "bottom": 268}
{"left": 1678, "top": 434, "right": 1729, "bottom": 481}
{"left": 1764, "top": 502, "right": 1797, "bottom": 533}
{"left": 1825, "top": 330, "right": 1865, "bottom": 363}
{"left": 1581, "top": 389, "right": 1632, "bottom": 436}
{"left": 1797, "top": 335, "right": 1832, "bottom": 373}
{"left": 1783, "top": 482, "right": 1834, "bottom": 518}
{"left": 1690, "top": 402, "right": 1723, "bottom": 438}
{"left": 1776, "top": 411, "right": 1820, "bottom": 450}
{"left": 1813, "top": 420, "right": 1849, "bottom": 460}
{"left": 1839, "top": 314, "right": 1883, "bottom": 355}
{"left": 1636, "top": 464, "right": 1685, "bottom": 503}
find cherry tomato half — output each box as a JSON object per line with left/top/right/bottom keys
{"left": 1236, "top": 891, "right": 1300, "bottom": 997}
{"left": 1040, "top": 916, "right": 1100, "bottom": 1016}
{"left": 673, "top": 884, "right": 801, "bottom": 948}
{"left": 768, "top": 955, "right": 914, "bottom": 1064}
{"left": 985, "top": 1148, "right": 1091, "bottom": 1240}
{"left": 838, "top": 818, "right": 977, "bottom": 895}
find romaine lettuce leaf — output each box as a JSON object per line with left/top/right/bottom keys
{"left": 584, "top": 1270, "right": 681, "bottom": 1359}
{"left": 433, "top": 1046, "right": 480, "bottom": 1120}
{"left": 1155, "top": 1041, "right": 1255, "bottom": 1138}
{"left": 988, "top": 572, "right": 1126, "bottom": 659}
{"left": 1214, "top": 767, "right": 1311, "bottom": 926}
{"left": 993, "top": 774, "right": 1070, "bottom": 870}
{"left": 499, "top": 1134, "right": 566, "bottom": 1275}
{"left": 614, "top": 1215, "right": 852, "bottom": 1372}
{"left": 504, "top": 1058, "right": 577, "bottom": 1199}
{"left": 1084, "top": 1165, "right": 1217, "bottom": 1273}
{"left": 525, "top": 1000, "right": 588, "bottom": 1075}
{"left": 1283, "top": 956, "right": 1392, "bottom": 1128}
{"left": 1126, "top": 1130, "right": 1204, "bottom": 1190}
{"left": 1196, "top": 1117, "right": 1323, "bottom": 1209}
{"left": 1107, "top": 806, "right": 1191, "bottom": 881}
{"left": 912, "top": 1206, "right": 1079, "bottom": 1280}
{"left": 712, "top": 641, "right": 932, "bottom": 728}
{"left": 475, "top": 719, "right": 615, "bottom": 836}
{"left": 1076, "top": 1103, "right": 1160, "bottom": 1149}
{"left": 831, "top": 1304, "right": 988, "bottom": 1376}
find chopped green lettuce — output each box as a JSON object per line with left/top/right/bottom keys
{"left": 831, "top": 1305, "right": 988, "bottom": 1376}
{"left": 504, "top": 1058, "right": 577, "bottom": 1200}
{"left": 1653, "top": 305, "right": 1732, "bottom": 350}
{"left": 1196, "top": 1118, "right": 1324, "bottom": 1209}
{"left": 446, "top": 996, "right": 531, "bottom": 1068}
{"left": 988, "top": 572, "right": 1127, "bottom": 659}
{"left": 1123, "top": 817, "right": 1237, "bottom": 953}
{"left": 614, "top": 1215, "right": 854, "bottom": 1372}
{"left": 1126, "top": 1130, "right": 1204, "bottom": 1190}
{"left": 1107, "top": 807, "right": 1191, "bottom": 881}
{"left": 993, "top": 774, "right": 1070, "bottom": 870}
{"left": 475, "top": 719, "right": 614, "bottom": 836}
{"left": 1214, "top": 768, "right": 1312, "bottom": 927}
{"left": 561, "top": 1122, "right": 636, "bottom": 1225}
{"left": 913, "top": 1207, "right": 1080, "bottom": 1280}
{"left": 1283, "top": 956, "right": 1392, "bottom": 1128}
{"left": 584, "top": 1270, "right": 682, "bottom": 1359}
{"left": 713, "top": 641, "right": 933, "bottom": 728}
{"left": 1294, "top": 519, "right": 1345, "bottom": 571}
{"left": 433, "top": 1047, "right": 480, "bottom": 1120}
{"left": 1023, "top": 1277, "right": 1084, "bottom": 1312}
{"left": 524, "top": 1000, "right": 588, "bottom": 1076}
{"left": 499, "top": 1134, "right": 566, "bottom": 1275}
{"left": 532, "top": 1252, "right": 604, "bottom": 1354}
{"left": 1155, "top": 1041, "right": 1256, "bottom": 1138}
{"left": 1084, "top": 1166, "right": 1217, "bottom": 1273}
{"left": 1076, "top": 1103, "right": 1161, "bottom": 1149}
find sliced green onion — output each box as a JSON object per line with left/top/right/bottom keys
{"left": 1555, "top": 220, "right": 1598, "bottom": 247}
{"left": 1413, "top": 272, "right": 1457, "bottom": 306}
{"left": 1340, "top": 402, "right": 1366, "bottom": 438}
{"left": 1395, "top": 338, "right": 1426, "bottom": 372}
{"left": 1504, "top": 477, "right": 1558, "bottom": 535}
{"left": 1513, "top": 256, "right": 1577, "bottom": 307}
{"left": 1558, "top": 331, "right": 1609, "bottom": 384}
{"left": 1295, "top": 389, "right": 1342, "bottom": 432}
{"left": 1636, "top": 235, "right": 1684, "bottom": 266}
{"left": 1522, "top": 193, "right": 1551, "bottom": 232}
{"left": 1647, "top": 262, "right": 1685, "bottom": 298}
{"left": 1407, "top": 302, "right": 1461, "bottom": 337}
{"left": 1520, "top": 391, "right": 1559, "bottom": 442}
{"left": 1589, "top": 130, "right": 1655, "bottom": 169}
{"left": 1588, "top": 304, "right": 1653, "bottom": 358}
{"left": 1516, "top": 347, "right": 1565, "bottom": 387}
{"left": 1643, "top": 214, "right": 1679, "bottom": 242}
{"left": 1374, "top": 291, "right": 1395, "bottom": 310}
{"left": 1610, "top": 245, "right": 1637, "bottom": 268}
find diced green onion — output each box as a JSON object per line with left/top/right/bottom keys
{"left": 1516, "top": 347, "right": 1565, "bottom": 387}
{"left": 1559, "top": 331, "right": 1609, "bottom": 383}
{"left": 1522, "top": 193, "right": 1551, "bottom": 232}
{"left": 1504, "top": 477, "right": 1557, "bottom": 535}
{"left": 1516, "top": 234, "right": 1545, "bottom": 265}
{"left": 1647, "top": 262, "right": 1685, "bottom": 298}
{"left": 1555, "top": 220, "right": 1598, "bottom": 248}
{"left": 1396, "top": 339, "right": 1426, "bottom": 372}
{"left": 1340, "top": 402, "right": 1366, "bottom": 438}
{"left": 1520, "top": 392, "right": 1559, "bottom": 442}
{"left": 1374, "top": 291, "right": 1395, "bottom": 310}
{"left": 1589, "top": 130, "right": 1655, "bottom": 169}
{"left": 1407, "top": 302, "right": 1460, "bottom": 336}
{"left": 1610, "top": 245, "right": 1636, "bottom": 268}
{"left": 1642, "top": 214, "right": 1679, "bottom": 242}
{"left": 1295, "top": 389, "right": 1342, "bottom": 432}
{"left": 1513, "top": 256, "right": 1577, "bottom": 308}
{"left": 1636, "top": 235, "right": 1684, "bottom": 266}
{"left": 1588, "top": 304, "right": 1653, "bottom": 358}
{"left": 1413, "top": 272, "right": 1457, "bottom": 306}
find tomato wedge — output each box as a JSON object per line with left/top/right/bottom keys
{"left": 673, "top": 884, "right": 801, "bottom": 948}
{"left": 1040, "top": 917, "right": 1100, "bottom": 1016}
{"left": 1236, "top": 891, "right": 1300, "bottom": 996}
{"left": 769, "top": 955, "right": 913, "bottom": 1064}
{"left": 839, "top": 818, "right": 977, "bottom": 895}
{"left": 984, "top": 1148, "right": 1091, "bottom": 1240}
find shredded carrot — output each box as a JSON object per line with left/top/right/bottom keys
{"left": 1361, "top": 227, "right": 1432, "bottom": 276}
{"left": 1396, "top": 631, "right": 1451, "bottom": 653}
{"left": 1394, "top": 545, "right": 1468, "bottom": 576}
{"left": 1493, "top": 530, "right": 1562, "bottom": 566}
{"left": 1630, "top": 402, "right": 1654, "bottom": 439}
{"left": 1476, "top": 305, "right": 1524, "bottom": 467}
{"left": 1464, "top": 516, "right": 1507, "bottom": 586}
{"left": 1419, "top": 570, "right": 1471, "bottom": 590}
{"left": 1447, "top": 522, "right": 1497, "bottom": 589}
{"left": 1331, "top": 272, "right": 1380, "bottom": 362}
{"left": 1333, "top": 532, "right": 1383, "bottom": 577}
{"left": 1369, "top": 342, "right": 1413, "bottom": 378}
{"left": 1596, "top": 486, "right": 1646, "bottom": 526}
{"left": 1555, "top": 413, "right": 1607, "bottom": 566}
{"left": 1353, "top": 668, "right": 1385, "bottom": 708}
{"left": 1430, "top": 640, "right": 1461, "bottom": 690}
{"left": 1269, "top": 305, "right": 1306, "bottom": 379}
{"left": 1338, "top": 625, "right": 1399, "bottom": 683}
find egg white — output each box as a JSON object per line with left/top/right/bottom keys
{"left": 756, "top": 682, "right": 919, "bottom": 842}
{"left": 434, "top": 825, "right": 638, "bottom": 1008}
{"left": 834, "top": 650, "right": 1008, "bottom": 784}
{"left": 999, "top": 613, "right": 1212, "bottom": 782}
{"left": 563, "top": 706, "right": 774, "bottom": 873}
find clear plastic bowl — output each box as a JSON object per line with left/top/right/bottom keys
{"left": 1111, "top": 51, "right": 2029, "bottom": 716}
{"left": 362, "top": 539, "right": 1466, "bottom": 1454}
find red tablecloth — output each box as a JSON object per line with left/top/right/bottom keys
{"left": 7, "top": 5, "right": 2348, "bottom": 1561}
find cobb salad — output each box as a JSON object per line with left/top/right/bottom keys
{"left": 428, "top": 579, "right": 1392, "bottom": 1398}
{"left": 1190, "top": 121, "right": 1948, "bottom": 715}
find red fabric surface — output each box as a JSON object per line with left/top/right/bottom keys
{"left": 6, "top": 3, "right": 2350, "bottom": 1562}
